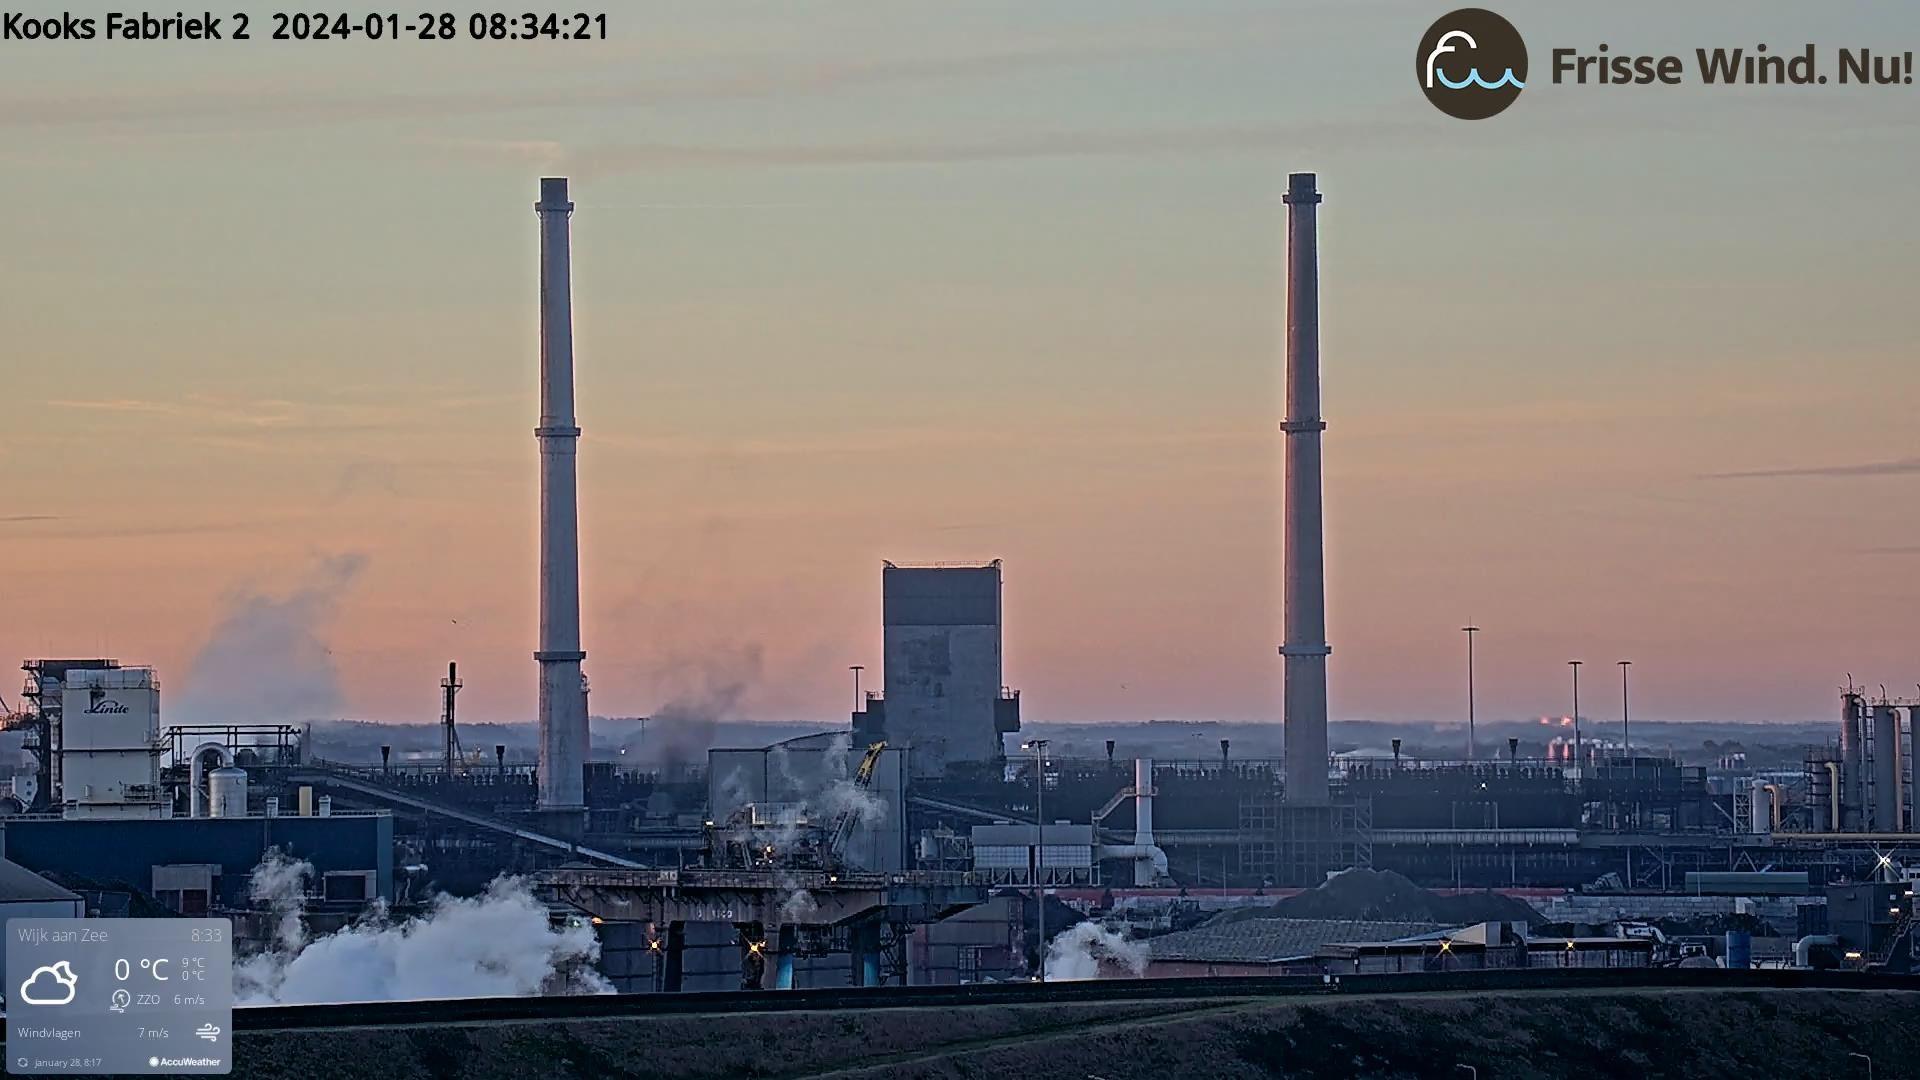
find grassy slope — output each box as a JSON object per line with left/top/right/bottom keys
{"left": 233, "top": 989, "right": 1918, "bottom": 1080}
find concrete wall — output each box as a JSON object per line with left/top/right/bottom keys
{"left": 883, "top": 563, "right": 1004, "bottom": 776}
{"left": 1144, "top": 958, "right": 1288, "bottom": 978}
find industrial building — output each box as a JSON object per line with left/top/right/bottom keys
{"left": 0, "top": 657, "right": 394, "bottom": 931}
{"left": 853, "top": 561, "right": 1020, "bottom": 777}
{"left": 1139, "top": 918, "right": 1654, "bottom": 978}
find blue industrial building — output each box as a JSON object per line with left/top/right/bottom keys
{"left": 1, "top": 813, "right": 392, "bottom": 913}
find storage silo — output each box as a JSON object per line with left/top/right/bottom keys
{"left": 1841, "top": 693, "right": 1866, "bottom": 830}
{"left": 1873, "top": 703, "right": 1903, "bottom": 831}
{"left": 207, "top": 768, "right": 248, "bottom": 819}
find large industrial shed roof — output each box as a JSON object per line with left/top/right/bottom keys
{"left": 1147, "top": 918, "right": 1447, "bottom": 964}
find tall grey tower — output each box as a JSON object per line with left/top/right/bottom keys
{"left": 535, "top": 177, "right": 587, "bottom": 812}
{"left": 1280, "top": 172, "right": 1330, "bottom": 805}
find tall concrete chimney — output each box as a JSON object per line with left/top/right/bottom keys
{"left": 1281, "top": 172, "right": 1331, "bottom": 805}
{"left": 535, "top": 177, "right": 587, "bottom": 812}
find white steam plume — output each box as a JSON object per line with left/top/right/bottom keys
{"left": 175, "top": 553, "right": 366, "bottom": 724}
{"left": 1045, "top": 922, "right": 1149, "bottom": 981}
{"left": 814, "top": 732, "right": 888, "bottom": 840}
{"left": 234, "top": 853, "right": 610, "bottom": 1004}
{"left": 250, "top": 849, "right": 312, "bottom": 957}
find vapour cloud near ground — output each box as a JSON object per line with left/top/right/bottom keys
{"left": 233, "top": 851, "right": 608, "bottom": 1005}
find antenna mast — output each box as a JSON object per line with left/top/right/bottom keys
{"left": 442, "top": 661, "right": 464, "bottom": 774}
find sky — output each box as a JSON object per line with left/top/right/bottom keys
{"left": 1, "top": 1, "right": 1916, "bottom": 730}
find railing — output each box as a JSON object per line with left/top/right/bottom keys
{"left": 539, "top": 867, "right": 981, "bottom": 890}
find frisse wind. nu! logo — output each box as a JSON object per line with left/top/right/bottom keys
{"left": 1419, "top": 9, "right": 1529, "bottom": 119}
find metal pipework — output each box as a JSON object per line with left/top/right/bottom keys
{"left": 1748, "top": 778, "right": 1774, "bottom": 836}
{"left": 1280, "top": 171, "right": 1331, "bottom": 806}
{"left": 535, "top": 177, "right": 588, "bottom": 812}
{"left": 1824, "top": 760, "right": 1842, "bottom": 831}
{"left": 1132, "top": 757, "right": 1160, "bottom": 885}
{"left": 1909, "top": 707, "right": 1920, "bottom": 836}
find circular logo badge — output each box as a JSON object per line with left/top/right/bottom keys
{"left": 1417, "top": 9, "right": 1528, "bottom": 119}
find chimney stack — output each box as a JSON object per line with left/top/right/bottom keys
{"left": 1281, "top": 172, "right": 1331, "bottom": 805}
{"left": 535, "top": 177, "right": 588, "bottom": 812}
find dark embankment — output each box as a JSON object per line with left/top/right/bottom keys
{"left": 221, "top": 983, "right": 1920, "bottom": 1079}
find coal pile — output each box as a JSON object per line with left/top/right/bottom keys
{"left": 1210, "top": 869, "right": 1542, "bottom": 928}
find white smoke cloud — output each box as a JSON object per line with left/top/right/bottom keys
{"left": 814, "top": 732, "right": 888, "bottom": 840}
{"left": 249, "top": 849, "right": 312, "bottom": 957}
{"left": 234, "top": 853, "right": 610, "bottom": 1005}
{"left": 1045, "top": 922, "right": 1149, "bottom": 981}
{"left": 174, "top": 553, "right": 366, "bottom": 724}
{"left": 751, "top": 734, "right": 893, "bottom": 918}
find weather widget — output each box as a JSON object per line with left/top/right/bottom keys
{"left": 6, "top": 919, "right": 232, "bottom": 1074}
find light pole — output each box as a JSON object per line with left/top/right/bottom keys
{"left": 1568, "top": 660, "right": 1583, "bottom": 771}
{"left": 1024, "top": 738, "right": 1050, "bottom": 981}
{"left": 1849, "top": 1051, "right": 1873, "bottom": 1079}
{"left": 849, "top": 665, "right": 864, "bottom": 711}
{"left": 1618, "top": 660, "right": 1632, "bottom": 758}
{"left": 1456, "top": 1067, "right": 1478, "bottom": 1080}
{"left": 1462, "top": 626, "right": 1480, "bottom": 761}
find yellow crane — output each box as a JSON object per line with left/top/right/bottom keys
{"left": 827, "top": 741, "right": 887, "bottom": 863}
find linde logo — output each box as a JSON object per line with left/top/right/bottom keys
{"left": 84, "top": 689, "right": 129, "bottom": 715}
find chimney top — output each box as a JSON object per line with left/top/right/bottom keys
{"left": 537, "top": 177, "right": 573, "bottom": 211}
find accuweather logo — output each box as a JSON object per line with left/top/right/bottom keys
{"left": 1419, "top": 8, "right": 1529, "bottom": 119}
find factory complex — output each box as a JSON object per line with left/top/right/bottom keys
{"left": 4, "top": 175, "right": 1916, "bottom": 996}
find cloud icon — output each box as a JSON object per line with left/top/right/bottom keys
{"left": 19, "top": 961, "right": 78, "bottom": 1006}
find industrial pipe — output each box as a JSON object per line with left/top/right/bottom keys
{"left": 1749, "top": 778, "right": 1773, "bottom": 837}
{"left": 187, "top": 742, "right": 231, "bottom": 818}
{"left": 1098, "top": 843, "right": 1170, "bottom": 883}
{"left": 1129, "top": 758, "right": 1164, "bottom": 886}
{"left": 1280, "top": 171, "right": 1331, "bottom": 806}
{"left": 534, "top": 177, "right": 588, "bottom": 813}
{"left": 1873, "top": 703, "right": 1903, "bottom": 831}
{"left": 1793, "top": 934, "right": 1839, "bottom": 968}
{"left": 1841, "top": 693, "right": 1865, "bottom": 830}
{"left": 1909, "top": 706, "right": 1920, "bottom": 836}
